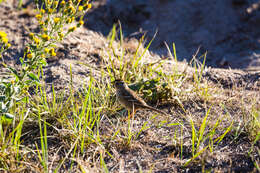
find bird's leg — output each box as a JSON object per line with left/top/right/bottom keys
{"left": 130, "top": 109, "right": 136, "bottom": 120}
{"left": 129, "top": 104, "right": 136, "bottom": 120}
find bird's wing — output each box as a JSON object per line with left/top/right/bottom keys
{"left": 121, "top": 88, "right": 147, "bottom": 106}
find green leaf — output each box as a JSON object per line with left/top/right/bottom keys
{"left": 190, "top": 118, "right": 196, "bottom": 156}
{"left": 8, "top": 67, "right": 20, "bottom": 79}
{"left": 40, "top": 59, "right": 47, "bottom": 66}
{"left": 28, "top": 73, "right": 39, "bottom": 82}
{"left": 215, "top": 120, "right": 233, "bottom": 145}
{"left": 184, "top": 146, "right": 209, "bottom": 167}
{"left": 196, "top": 106, "right": 211, "bottom": 152}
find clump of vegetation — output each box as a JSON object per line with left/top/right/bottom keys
{"left": 0, "top": 0, "right": 91, "bottom": 120}
{"left": 0, "top": 0, "right": 93, "bottom": 171}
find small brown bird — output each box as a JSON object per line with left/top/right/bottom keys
{"left": 114, "top": 79, "right": 168, "bottom": 117}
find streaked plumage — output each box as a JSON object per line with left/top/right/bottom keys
{"left": 114, "top": 80, "right": 167, "bottom": 115}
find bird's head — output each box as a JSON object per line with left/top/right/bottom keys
{"left": 113, "top": 79, "right": 125, "bottom": 89}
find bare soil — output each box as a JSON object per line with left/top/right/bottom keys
{"left": 87, "top": 0, "right": 260, "bottom": 70}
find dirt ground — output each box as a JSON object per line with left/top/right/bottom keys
{"left": 87, "top": 0, "right": 260, "bottom": 70}
{"left": 0, "top": 0, "right": 259, "bottom": 172}
{"left": 1, "top": 0, "right": 259, "bottom": 94}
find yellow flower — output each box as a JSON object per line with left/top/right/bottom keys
{"left": 54, "top": 17, "right": 60, "bottom": 24}
{"left": 58, "top": 32, "right": 64, "bottom": 40}
{"left": 51, "top": 52, "right": 56, "bottom": 56}
{"left": 2, "top": 37, "right": 8, "bottom": 44}
{"left": 27, "top": 53, "right": 33, "bottom": 59}
{"left": 48, "top": 8, "right": 54, "bottom": 13}
{"left": 34, "top": 37, "right": 40, "bottom": 44}
{"left": 42, "top": 34, "right": 50, "bottom": 41}
{"left": 7, "top": 43, "right": 11, "bottom": 48}
{"left": 60, "top": 0, "right": 65, "bottom": 7}
{"left": 68, "top": 5, "right": 73, "bottom": 10}
{"left": 39, "top": 21, "right": 44, "bottom": 26}
{"left": 83, "top": 3, "right": 92, "bottom": 10}
{"left": 77, "top": 20, "right": 84, "bottom": 27}
{"left": 72, "top": 8, "right": 76, "bottom": 14}
{"left": 35, "top": 14, "right": 42, "bottom": 20}
{"left": 0, "top": 31, "right": 7, "bottom": 38}
{"left": 47, "top": 0, "right": 52, "bottom": 5}
{"left": 50, "top": 48, "right": 56, "bottom": 56}
{"left": 43, "top": 27, "right": 48, "bottom": 33}
{"left": 41, "top": 54, "right": 46, "bottom": 58}
{"left": 29, "top": 32, "right": 34, "bottom": 39}
{"left": 44, "top": 48, "right": 49, "bottom": 53}
{"left": 66, "top": 18, "right": 72, "bottom": 23}
{"left": 68, "top": 26, "right": 76, "bottom": 32}
{"left": 68, "top": 5, "right": 75, "bottom": 14}
{"left": 78, "top": 6, "right": 83, "bottom": 11}
{"left": 53, "top": 1, "right": 59, "bottom": 8}
{"left": 40, "top": 9, "right": 46, "bottom": 14}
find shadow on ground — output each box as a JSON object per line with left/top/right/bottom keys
{"left": 85, "top": 0, "right": 260, "bottom": 70}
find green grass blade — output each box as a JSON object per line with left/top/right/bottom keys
{"left": 190, "top": 118, "right": 196, "bottom": 156}
{"left": 196, "top": 106, "right": 211, "bottom": 152}
{"left": 184, "top": 146, "right": 208, "bottom": 167}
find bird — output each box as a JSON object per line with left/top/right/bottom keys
{"left": 114, "top": 79, "right": 168, "bottom": 117}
